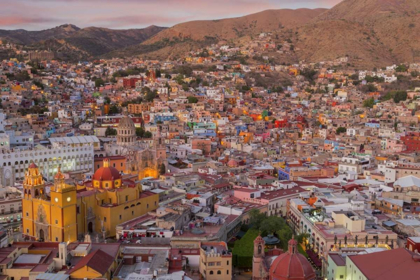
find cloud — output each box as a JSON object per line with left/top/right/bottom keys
{"left": 0, "top": 0, "right": 343, "bottom": 30}
{"left": 0, "top": 16, "right": 58, "bottom": 27}
{"left": 89, "top": 15, "right": 192, "bottom": 28}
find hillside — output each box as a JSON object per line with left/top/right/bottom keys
{"left": 3, "top": 1, "right": 420, "bottom": 67}
{"left": 108, "top": 9, "right": 327, "bottom": 60}
{"left": 0, "top": 24, "right": 166, "bottom": 59}
{"left": 295, "top": 0, "right": 420, "bottom": 67}
{"left": 146, "top": 8, "right": 327, "bottom": 43}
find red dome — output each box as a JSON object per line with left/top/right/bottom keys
{"left": 269, "top": 238, "right": 315, "bottom": 280}
{"left": 93, "top": 158, "right": 121, "bottom": 181}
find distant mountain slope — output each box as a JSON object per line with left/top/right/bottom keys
{"left": 3, "top": 1, "right": 419, "bottom": 67}
{"left": 0, "top": 24, "right": 81, "bottom": 45}
{"left": 107, "top": 8, "right": 327, "bottom": 60}
{"left": 295, "top": 0, "right": 420, "bottom": 67}
{"left": 146, "top": 8, "right": 327, "bottom": 43}
{"left": 0, "top": 24, "right": 166, "bottom": 59}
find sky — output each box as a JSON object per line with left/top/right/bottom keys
{"left": 1, "top": 0, "right": 342, "bottom": 30}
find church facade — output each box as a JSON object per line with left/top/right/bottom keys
{"left": 22, "top": 158, "right": 159, "bottom": 242}
{"left": 22, "top": 163, "right": 78, "bottom": 242}
{"left": 104, "top": 112, "right": 167, "bottom": 180}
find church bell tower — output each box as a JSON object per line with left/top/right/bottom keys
{"left": 50, "top": 166, "right": 78, "bottom": 243}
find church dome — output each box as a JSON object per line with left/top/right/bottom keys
{"left": 118, "top": 114, "right": 135, "bottom": 130}
{"left": 269, "top": 237, "right": 316, "bottom": 280}
{"left": 93, "top": 159, "right": 121, "bottom": 181}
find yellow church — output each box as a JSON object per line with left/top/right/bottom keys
{"left": 22, "top": 159, "right": 159, "bottom": 242}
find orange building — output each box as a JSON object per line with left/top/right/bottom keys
{"left": 94, "top": 156, "right": 126, "bottom": 173}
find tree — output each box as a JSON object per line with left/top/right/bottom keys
{"left": 145, "top": 90, "right": 158, "bottom": 102}
{"left": 159, "top": 163, "right": 166, "bottom": 175}
{"left": 156, "top": 69, "right": 161, "bottom": 78}
{"left": 411, "top": 71, "right": 419, "bottom": 78}
{"left": 108, "top": 105, "right": 120, "bottom": 115}
{"left": 232, "top": 228, "right": 259, "bottom": 268}
{"left": 104, "top": 96, "right": 111, "bottom": 104}
{"left": 136, "top": 127, "right": 145, "bottom": 137}
{"left": 393, "top": 91, "right": 407, "bottom": 103}
{"left": 182, "top": 84, "right": 189, "bottom": 91}
{"left": 248, "top": 209, "right": 267, "bottom": 229}
{"left": 144, "top": 131, "right": 152, "bottom": 138}
{"left": 336, "top": 127, "right": 347, "bottom": 134}
{"left": 363, "top": 98, "right": 375, "bottom": 108}
{"left": 95, "top": 78, "right": 105, "bottom": 88}
{"left": 33, "top": 80, "right": 44, "bottom": 90}
{"left": 361, "top": 83, "right": 377, "bottom": 93}
{"left": 396, "top": 64, "right": 408, "bottom": 72}
{"left": 277, "top": 227, "right": 293, "bottom": 251}
{"left": 259, "top": 216, "right": 285, "bottom": 235}
{"left": 105, "top": 127, "right": 117, "bottom": 136}
{"left": 187, "top": 96, "right": 198, "bottom": 103}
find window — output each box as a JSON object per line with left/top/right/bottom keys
{"left": 26, "top": 228, "right": 29, "bottom": 233}
{"left": 104, "top": 217, "right": 107, "bottom": 222}
{"left": 217, "top": 271, "right": 221, "bottom": 275}
{"left": 56, "top": 237, "right": 58, "bottom": 241}
{"left": 209, "top": 271, "right": 213, "bottom": 275}
{"left": 132, "top": 211, "right": 134, "bottom": 215}
{"left": 340, "top": 276, "right": 344, "bottom": 279}
{"left": 26, "top": 212, "right": 29, "bottom": 217}
{"left": 55, "top": 220, "right": 58, "bottom": 225}
{"left": 208, "top": 262, "right": 215, "bottom": 266}
{"left": 126, "top": 195, "right": 128, "bottom": 202}
{"left": 119, "top": 215, "right": 122, "bottom": 220}
{"left": 217, "top": 262, "right": 221, "bottom": 266}
{"left": 227, "top": 261, "right": 229, "bottom": 265}
{"left": 147, "top": 204, "right": 149, "bottom": 209}
{"left": 227, "top": 270, "right": 229, "bottom": 275}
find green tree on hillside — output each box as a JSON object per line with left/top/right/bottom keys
{"left": 336, "top": 127, "right": 347, "bottom": 134}
{"left": 363, "top": 98, "right": 375, "bottom": 108}
{"left": 105, "top": 127, "right": 117, "bottom": 136}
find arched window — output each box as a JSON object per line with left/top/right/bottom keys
{"left": 209, "top": 271, "right": 213, "bottom": 275}
{"left": 217, "top": 271, "right": 221, "bottom": 275}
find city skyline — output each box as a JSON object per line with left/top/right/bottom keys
{"left": 1, "top": 0, "right": 341, "bottom": 30}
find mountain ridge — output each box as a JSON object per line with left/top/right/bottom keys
{"left": 2, "top": 1, "right": 420, "bottom": 67}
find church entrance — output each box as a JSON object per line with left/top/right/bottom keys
{"left": 39, "top": 229, "right": 45, "bottom": 241}
{"left": 88, "top": 222, "right": 93, "bottom": 234}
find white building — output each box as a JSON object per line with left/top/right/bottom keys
{"left": 0, "top": 136, "right": 99, "bottom": 183}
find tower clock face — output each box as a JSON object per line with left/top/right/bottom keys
{"left": 55, "top": 197, "right": 59, "bottom": 202}
{"left": 67, "top": 197, "right": 71, "bottom": 202}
